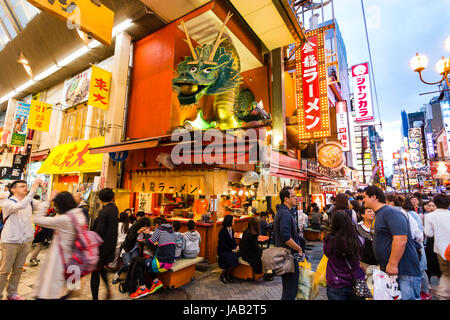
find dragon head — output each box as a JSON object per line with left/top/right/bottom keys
{"left": 172, "top": 13, "right": 241, "bottom": 106}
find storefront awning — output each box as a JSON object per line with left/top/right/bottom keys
{"left": 37, "top": 137, "right": 105, "bottom": 175}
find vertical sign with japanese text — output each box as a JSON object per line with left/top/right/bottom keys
{"left": 336, "top": 101, "right": 350, "bottom": 151}
{"left": 301, "top": 35, "right": 321, "bottom": 132}
{"left": 88, "top": 65, "right": 112, "bottom": 110}
{"left": 296, "top": 27, "right": 330, "bottom": 142}
{"left": 352, "top": 62, "right": 374, "bottom": 123}
{"left": 28, "top": 100, "right": 52, "bottom": 132}
{"left": 425, "top": 132, "right": 435, "bottom": 159}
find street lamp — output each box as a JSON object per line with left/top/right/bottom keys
{"left": 409, "top": 37, "right": 450, "bottom": 86}
{"left": 403, "top": 152, "right": 411, "bottom": 193}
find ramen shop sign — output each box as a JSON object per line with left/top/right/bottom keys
{"left": 301, "top": 36, "right": 321, "bottom": 132}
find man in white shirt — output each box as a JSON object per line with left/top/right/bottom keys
{"left": 424, "top": 193, "right": 450, "bottom": 300}
{"left": 0, "top": 179, "right": 44, "bottom": 300}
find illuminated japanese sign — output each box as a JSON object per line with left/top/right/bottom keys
{"left": 336, "top": 101, "right": 350, "bottom": 151}
{"left": 37, "top": 136, "right": 105, "bottom": 174}
{"left": 408, "top": 128, "right": 424, "bottom": 169}
{"left": 425, "top": 132, "right": 435, "bottom": 159}
{"left": 28, "top": 100, "right": 52, "bottom": 132}
{"left": 26, "top": 0, "right": 115, "bottom": 46}
{"left": 352, "top": 62, "right": 374, "bottom": 123}
{"left": 296, "top": 27, "right": 330, "bottom": 141}
{"left": 441, "top": 100, "right": 450, "bottom": 158}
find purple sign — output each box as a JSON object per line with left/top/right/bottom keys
{"left": 426, "top": 132, "right": 435, "bottom": 159}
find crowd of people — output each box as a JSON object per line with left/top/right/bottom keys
{"left": 0, "top": 179, "right": 202, "bottom": 300}
{"left": 0, "top": 178, "right": 448, "bottom": 301}
{"left": 294, "top": 186, "right": 449, "bottom": 301}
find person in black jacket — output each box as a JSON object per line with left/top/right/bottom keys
{"left": 112, "top": 217, "right": 151, "bottom": 284}
{"left": 217, "top": 215, "right": 239, "bottom": 283}
{"left": 90, "top": 188, "right": 118, "bottom": 300}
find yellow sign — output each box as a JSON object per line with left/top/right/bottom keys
{"left": 26, "top": 0, "right": 115, "bottom": 46}
{"left": 131, "top": 170, "right": 228, "bottom": 196}
{"left": 38, "top": 136, "right": 105, "bottom": 175}
{"left": 28, "top": 100, "right": 52, "bottom": 132}
{"left": 88, "top": 65, "right": 112, "bottom": 110}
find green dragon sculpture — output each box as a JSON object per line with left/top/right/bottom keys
{"left": 172, "top": 13, "right": 270, "bottom": 130}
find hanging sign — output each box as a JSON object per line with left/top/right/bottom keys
{"left": 109, "top": 151, "right": 128, "bottom": 162}
{"left": 88, "top": 65, "right": 112, "bottom": 110}
{"left": 26, "top": 0, "right": 115, "bottom": 46}
{"left": 10, "top": 101, "right": 30, "bottom": 146}
{"left": 352, "top": 62, "right": 375, "bottom": 123}
{"left": 63, "top": 69, "right": 92, "bottom": 108}
{"left": 296, "top": 27, "right": 330, "bottom": 141}
{"left": 28, "top": 100, "right": 52, "bottom": 132}
{"left": 336, "top": 101, "right": 350, "bottom": 151}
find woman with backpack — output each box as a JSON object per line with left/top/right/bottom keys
{"left": 323, "top": 210, "right": 366, "bottom": 300}
{"left": 32, "top": 191, "right": 87, "bottom": 300}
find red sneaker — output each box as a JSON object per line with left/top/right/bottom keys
{"left": 129, "top": 287, "right": 150, "bottom": 299}
{"left": 148, "top": 280, "right": 163, "bottom": 294}
{"left": 420, "top": 292, "right": 432, "bottom": 300}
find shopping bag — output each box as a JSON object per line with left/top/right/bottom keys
{"left": 297, "top": 264, "right": 318, "bottom": 300}
{"left": 372, "top": 269, "right": 401, "bottom": 300}
{"left": 313, "top": 255, "right": 328, "bottom": 287}
{"left": 298, "top": 258, "right": 311, "bottom": 270}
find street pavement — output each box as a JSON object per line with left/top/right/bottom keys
{"left": 1, "top": 240, "right": 439, "bottom": 300}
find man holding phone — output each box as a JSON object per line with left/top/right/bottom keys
{"left": 0, "top": 179, "right": 46, "bottom": 300}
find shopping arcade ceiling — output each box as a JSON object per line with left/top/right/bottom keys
{"left": 0, "top": 0, "right": 166, "bottom": 111}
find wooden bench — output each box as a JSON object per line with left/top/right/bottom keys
{"left": 230, "top": 257, "right": 264, "bottom": 281}
{"left": 158, "top": 256, "right": 204, "bottom": 290}
{"left": 303, "top": 228, "right": 324, "bottom": 241}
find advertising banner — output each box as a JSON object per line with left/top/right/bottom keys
{"left": 11, "top": 101, "right": 30, "bottom": 146}
{"left": 26, "top": 0, "right": 115, "bottom": 46}
{"left": 28, "top": 100, "right": 52, "bottom": 132}
{"left": 336, "top": 101, "right": 350, "bottom": 151}
{"left": 88, "top": 65, "right": 112, "bottom": 110}
{"left": 63, "top": 69, "right": 92, "bottom": 108}
{"left": 430, "top": 161, "right": 450, "bottom": 179}
{"left": 352, "top": 62, "right": 375, "bottom": 123}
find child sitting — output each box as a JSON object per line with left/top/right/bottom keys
{"left": 173, "top": 220, "right": 183, "bottom": 261}
{"left": 129, "top": 217, "right": 176, "bottom": 299}
{"left": 182, "top": 220, "right": 201, "bottom": 258}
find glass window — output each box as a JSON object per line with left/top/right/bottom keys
{"left": 89, "top": 107, "right": 106, "bottom": 139}
{"left": 60, "top": 104, "right": 88, "bottom": 144}
{"left": 7, "top": 0, "right": 39, "bottom": 29}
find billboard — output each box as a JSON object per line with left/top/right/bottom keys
{"left": 408, "top": 128, "right": 424, "bottom": 169}
{"left": 441, "top": 100, "right": 450, "bottom": 158}
{"left": 352, "top": 62, "right": 375, "bottom": 124}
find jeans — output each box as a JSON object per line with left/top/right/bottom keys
{"left": 397, "top": 275, "right": 422, "bottom": 300}
{"left": 117, "top": 249, "right": 139, "bottom": 276}
{"left": 326, "top": 286, "right": 365, "bottom": 301}
{"left": 281, "top": 262, "right": 299, "bottom": 300}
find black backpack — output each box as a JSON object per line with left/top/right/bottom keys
{"left": 118, "top": 256, "right": 142, "bottom": 294}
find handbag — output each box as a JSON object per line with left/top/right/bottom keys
{"left": 345, "top": 258, "right": 373, "bottom": 298}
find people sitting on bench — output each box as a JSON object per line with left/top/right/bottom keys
{"left": 173, "top": 220, "right": 183, "bottom": 261}
{"left": 129, "top": 217, "right": 176, "bottom": 299}
{"left": 112, "top": 217, "right": 151, "bottom": 284}
{"left": 182, "top": 220, "right": 201, "bottom": 259}
{"left": 218, "top": 215, "right": 239, "bottom": 284}
{"left": 239, "top": 217, "right": 274, "bottom": 281}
